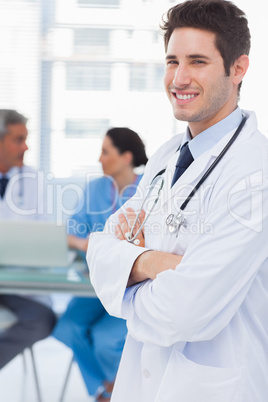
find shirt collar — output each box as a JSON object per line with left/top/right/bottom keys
{"left": 0, "top": 166, "right": 22, "bottom": 180}
{"left": 181, "top": 107, "right": 243, "bottom": 160}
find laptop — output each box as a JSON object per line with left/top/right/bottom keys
{"left": 0, "top": 220, "right": 77, "bottom": 267}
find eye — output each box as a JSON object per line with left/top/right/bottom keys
{"left": 192, "top": 60, "right": 206, "bottom": 65}
{"left": 166, "top": 60, "right": 178, "bottom": 66}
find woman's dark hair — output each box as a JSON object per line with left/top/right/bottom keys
{"left": 161, "top": 0, "right": 251, "bottom": 95}
{"left": 106, "top": 127, "right": 148, "bottom": 167}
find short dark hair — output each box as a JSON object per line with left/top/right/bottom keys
{"left": 106, "top": 127, "right": 148, "bottom": 168}
{"left": 161, "top": 0, "right": 250, "bottom": 93}
{"left": 0, "top": 109, "right": 28, "bottom": 139}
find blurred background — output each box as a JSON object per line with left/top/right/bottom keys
{"left": 0, "top": 0, "right": 267, "bottom": 401}
{"left": 0, "top": 0, "right": 267, "bottom": 181}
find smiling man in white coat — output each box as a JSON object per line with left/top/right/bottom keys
{"left": 87, "top": 1, "right": 268, "bottom": 401}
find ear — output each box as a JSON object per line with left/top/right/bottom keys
{"left": 232, "top": 55, "right": 249, "bottom": 86}
{"left": 123, "top": 151, "right": 133, "bottom": 166}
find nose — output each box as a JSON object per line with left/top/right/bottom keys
{"left": 173, "top": 64, "right": 191, "bottom": 88}
{"left": 23, "top": 142, "right": 28, "bottom": 152}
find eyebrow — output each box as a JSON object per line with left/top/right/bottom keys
{"left": 187, "top": 54, "right": 210, "bottom": 60}
{"left": 165, "top": 54, "right": 210, "bottom": 61}
{"left": 165, "top": 55, "right": 177, "bottom": 61}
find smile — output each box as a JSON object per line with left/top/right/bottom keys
{"left": 171, "top": 92, "right": 199, "bottom": 104}
{"left": 175, "top": 93, "right": 196, "bottom": 100}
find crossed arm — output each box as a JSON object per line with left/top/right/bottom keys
{"left": 88, "top": 159, "right": 268, "bottom": 346}
{"left": 115, "top": 208, "right": 183, "bottom": 287}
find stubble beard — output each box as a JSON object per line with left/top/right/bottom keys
{"left": 172, "top": 76, "right": 233, "bottom": 124}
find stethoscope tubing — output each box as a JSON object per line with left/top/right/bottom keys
{"left": 125, "top": 175, "right": 164, "bottom": 243}
{"left": 180, "top": 115, "right": 247, "bottom": 211}
{"left": 125, "top": 115, "right": 247, "bottom": 243}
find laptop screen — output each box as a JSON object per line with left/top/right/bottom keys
{"left": 0, "top": 220, "right": 73, "bottom": 267}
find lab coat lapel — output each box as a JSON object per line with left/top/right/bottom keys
{"left": 160, "top": 117, "right": 254, "bottom": 206}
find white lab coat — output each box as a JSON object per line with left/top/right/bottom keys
{"left": 87, "top": 110, "right": 268, "bottom": 402}
{"left": 0, "top": 165, "right": 44, "bottom": 221}
{"left": 0, "top": 165, "right": 51, "bottom": 306}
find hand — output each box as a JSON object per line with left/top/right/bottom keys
{"left": 114, "top": 208, "right": 183, "bottom": 287}
{"left": 115, "top": 208, "right": 146, "bottom": 248}
{"left": 128, "top": 251, "right": 183, "bottom": 287}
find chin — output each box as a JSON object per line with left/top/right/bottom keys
{"left": 173, "top": 109, "right": 203, "bottom": 123}
{"left": 173, "top": 110, "right": 192, "bottom": 122}
{"left": 14, "top": 160, "right": 24, "bottom": 168}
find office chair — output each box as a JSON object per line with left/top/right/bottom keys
{"left": 0, "top": 304, "right": 42, "bottom": 402}
{"left": 58, "top": 355, "right": 75, "bottom": 402}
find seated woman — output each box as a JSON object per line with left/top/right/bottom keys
{"left": 53, "top": 127, "right": 148, "bottom": 402}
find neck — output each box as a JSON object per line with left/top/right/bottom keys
{"left": 0, "top": 164, "right": 9, "bottom": 175}
{"left": 113, "top": 167, "right": 136, "bottom": 193}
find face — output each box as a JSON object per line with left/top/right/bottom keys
{"left": 99, "top": 135, "right": 131, "bottom": 177}
{"left": 0, "top": 123, "right": 28, "bottom": 173}
{"left": 164, "top": 28, "right": 238, "bottom": 136}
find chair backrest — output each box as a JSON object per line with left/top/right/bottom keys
{"left": 0, "top": 304, "right": 18, "bottom": 332}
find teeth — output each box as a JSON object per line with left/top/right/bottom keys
{"left": 175, "top": 94, "right": 196, "bottom": 100}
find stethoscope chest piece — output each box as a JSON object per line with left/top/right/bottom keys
{"left": 166, "top": 211, "right": 185, "bottom": 235}
{"left": 166, "top": 214, "right": 174, "bottom": 226}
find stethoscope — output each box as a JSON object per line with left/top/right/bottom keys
{"left": 17, "top": 168, "right": 24, "bottom": 206}
{"left": 125, "top": 175, "right": 164, "bottom": 245}
{"left": 125, "top": 116, "right": 247, "bottom": 244}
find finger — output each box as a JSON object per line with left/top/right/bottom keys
{"left": 126, "top": 208, "right": 145, "bottom": 224}
{"left": 126, "top": 208, "right": 145, "bottom": 225}
{"left": 118, "top": 213, "right": 130, "bottom": 237}
{"left": 125, "top": 208, "right": 144, "bottom": 239}
{"left": 137, "top": 209, "right": 146, "bottom": 238}
{"left": 125, "top": 208, "right": 139, "bottom": 234}
{"left": 125, "top": 208, "right": 137, "bottom": 225}
{"left": 138, "top": 209, "right": 146, "bottom": 225}
{"left": 120, "top": 208, "right": 145, "bottom": 247}
{"left": 115, "top": 224, "right": 124, "bottom": 240}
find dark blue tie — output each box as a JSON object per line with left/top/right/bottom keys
{"left": 0, "top": 176, "right": 9, "bottom": 198}
{"left": 171, "top": 142, "right": 194, "bottom": 187}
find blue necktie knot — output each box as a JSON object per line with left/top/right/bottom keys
{"left": 171, "top": 142, "right": 194, "bottom": 187}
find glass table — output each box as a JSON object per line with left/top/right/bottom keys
{"left": 0, "top": 259, "right": 95, "bottom": 297}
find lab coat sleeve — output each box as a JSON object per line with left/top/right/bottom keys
{"left": 87, "top": 164, "right": 152, "bottom": 317}
{"left": 121, "top": 162, "right": 268, "bottom": 346}
{"left": 87, "top": 137, "right": 180, "bottom": 317}
{"left": 88, "top": 231, "right": 149, "bottom": 317}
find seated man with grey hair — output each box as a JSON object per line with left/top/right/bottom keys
{"left": 0, "top": 109, "right": 56, "bottom": 369}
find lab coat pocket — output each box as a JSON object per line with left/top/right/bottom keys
{"left": 156, "top": 349, "right": 242, "bottom": 402}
